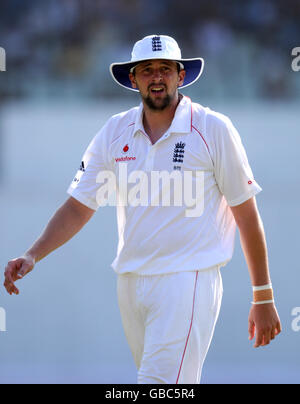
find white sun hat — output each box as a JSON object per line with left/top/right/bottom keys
{"left": 110, "top": 35, "right": 204, "bottom": 92}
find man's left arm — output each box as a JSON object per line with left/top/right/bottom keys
{"left": 230, "top": 196, "right": 282, "bottom": 348}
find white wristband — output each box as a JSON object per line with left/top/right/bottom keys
{"left": 252, "top": 283, "right": 272, "bottom": 292}
{"left": 252, "top": 299, "right": 274, "bottom": 305}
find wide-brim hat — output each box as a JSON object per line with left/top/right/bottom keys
{"left": 110, "top": 35, "right": 204, "bottom": 92}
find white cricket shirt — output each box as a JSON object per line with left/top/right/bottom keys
{"left": 67, "top": 96, "right": 262, "bottom": 275}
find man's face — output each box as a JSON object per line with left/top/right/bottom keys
{"left": 129, "top": 59, "right": 185, "bottom": 111}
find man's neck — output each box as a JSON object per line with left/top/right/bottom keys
{"left": 143, "top": 94, "right": 182, "bottom": 144}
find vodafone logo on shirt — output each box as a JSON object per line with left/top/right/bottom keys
{"left": 115, "top": 156, "right": 137, "bottom": 162}
{"left": 115, "top": 144, "right": 137, "bottom": 162}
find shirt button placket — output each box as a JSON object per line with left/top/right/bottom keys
{"left": 145, "top": 146, "right": 156, "bottom": 172}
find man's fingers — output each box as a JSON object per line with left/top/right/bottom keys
{"left": 16, "top": 266, "right": 26, "bottom": 278}
{"left": 4, "top": 267, "right": 15, "bottom": 293}
{"left": 270, "top": 327, "right": 276, "bottom": 340}
{"left": 4, "top": 271, "right": 13, "bottom": 284}
{"left": 249, "top": 305, "right": 282, "bottom": 348}
{"left": 12, "top": 259, "right": 27, "bottom": 279}
{"left": 10, "top": 285, "right": 19, "bottom": 295}
{"left": 4, "top": 258, "right": 32, "bottom": 295}
{"left": 16, "top": 260, "right": 34, "bottom": 278}
{"left": 248, "top": 321, "right": 255, "bottom": 340}
{"left": 5, "top": 282, "right": 19, "bottom": 295}
{"left": 254, "top": 330, "right": 264, "bottom": 348}
{"left": 5, "top": 260, "right": 21, "bottom": 281}
{"left": 254, "top": 327, "right": 275, "bottom": 347}
{"left": 261, "top": 329, "right": 271, "bottom": 346}
{"left": 4, "top": 277, "right": 16, "bottom": 293}
{"left": 253, "top": 324, "right": 281, "bottom": 347}
{"left": 275, "top": 321, "right": 282, "bottom": 335}
{"left": 4, "top": 278, "right": 19, "bottom": 295}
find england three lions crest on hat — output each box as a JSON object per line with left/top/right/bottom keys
{"left": 110, "top": 35, "right": 204, "bottom": 92}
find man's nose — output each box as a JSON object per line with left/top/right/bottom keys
{"left": 152, "top": 69, "right": 163, "bottom": 81}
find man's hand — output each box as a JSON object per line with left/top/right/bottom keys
{"left": 4, "top": 255, "right": 35, "bottom": 295}
{"left": 3, "top": 197, "right": 94, "bottom": 296}
{"left": 248, "top": 303, "right": 281, "bottom": 348}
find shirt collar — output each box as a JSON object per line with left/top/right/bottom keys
{"left": 133, "top": 95, "right": 192, "bottom": 137}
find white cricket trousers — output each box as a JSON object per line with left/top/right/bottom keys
{"left": 117, "top": 266, "right": 223, "bottom": 384}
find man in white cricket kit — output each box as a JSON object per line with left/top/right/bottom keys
{"left": 4, "top": 35, "right": 281, "bottom": 384}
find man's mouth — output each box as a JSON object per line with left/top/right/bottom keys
{"left": 149, "top": 86, "right": 165, "bottom": 94}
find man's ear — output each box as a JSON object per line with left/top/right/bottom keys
{"left": 129, "top": 73, "right": 137, "bottom": 89}
{"left": 178, "top": 70, "right": 186, "bottom": 87}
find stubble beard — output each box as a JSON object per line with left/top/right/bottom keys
{"left": 140, "top": 84, "right": 178, "bottom": 111}
{"left": 143, "top": 93, "right": 172, "bottom": 111}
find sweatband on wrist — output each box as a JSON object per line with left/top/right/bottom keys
{"left": 252, "top": 283, "right": 272, "bottom": 291}
{"left": 252, "top": 300, "right": 274, "bottom": 305}
{"left": 252, "top": 283, "right": 274, "bottom": 304}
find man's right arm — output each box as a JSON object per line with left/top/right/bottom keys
{"left": 4, "top": 197, "right": 95, "bottom": 295}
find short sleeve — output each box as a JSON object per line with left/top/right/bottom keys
{"left": 67, "top": 121, "right": 112, "bottom": 211}
{"left": 209, "top": 113, "right": 262, "bottom": 206}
